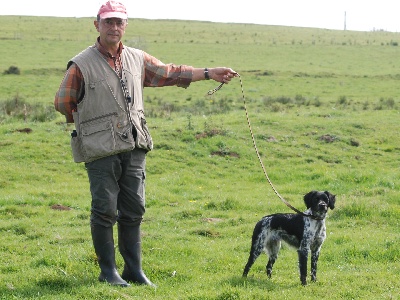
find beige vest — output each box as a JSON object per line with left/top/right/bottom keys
{"left": 69, "top": 46, "right": 153, "bottom": 163}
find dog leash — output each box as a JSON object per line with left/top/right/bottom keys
{"left": 207, "top": 75, "right": 321, "bottom": 220}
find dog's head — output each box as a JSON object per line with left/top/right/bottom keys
{"left": 304, "top": 190, "right": 336, "bottom": 218}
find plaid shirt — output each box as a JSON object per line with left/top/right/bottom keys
{"left": 54, "top": 39, "right": 193, "bottom": 123}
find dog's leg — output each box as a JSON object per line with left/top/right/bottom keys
{"left": 266, "top": 257, "right": 276, "bottom": 278}
{"left": 297, "top": 249, "right": 308, "bottom": 285}
{"left": 265, "top": 240, "right": 280, "bottom": 278}
{"left": 243, "top": 222, "right": 266, "bottom": 277}
{"left": 243, "top": 234, "right": 266, "bottom": 277}
{"left": 310, "top": 245, "right": 322, "bottom": 282}
{"left": 242, "top": 246, "right": 262, "bottom": 277}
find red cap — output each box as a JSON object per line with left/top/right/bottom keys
{"left": 98, "top": 1, "right": 127, "bottom": 19}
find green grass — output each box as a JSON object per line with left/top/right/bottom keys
{"left": 0, "top": 16, "right": 399, "bottom": 299}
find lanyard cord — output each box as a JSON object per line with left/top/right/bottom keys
{"left": 207, "top": 75, "right": 322, "bottom": 220}
{"left": 114, "top": 56, "right": 132, "bottom": 104}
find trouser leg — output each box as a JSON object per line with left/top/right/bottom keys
{"left": 116, "top": 150, "right": 154, "bottom": 286}
{"left": 86, "top": 155, "right": 125, "bottom": 285}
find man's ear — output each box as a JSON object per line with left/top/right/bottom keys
{"left": 94, "top": 20, "right": 99, "bottom": 32}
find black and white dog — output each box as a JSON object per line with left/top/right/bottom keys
{"left": 242, "top": 191, "right": 336, "bottom": 285}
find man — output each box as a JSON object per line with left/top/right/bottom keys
{"left": 54, "top": 0, "right": 237, "bottom": 288}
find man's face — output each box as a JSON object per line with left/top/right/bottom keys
{"left": 95, "top": 18, "right": 127, "bottom": 47}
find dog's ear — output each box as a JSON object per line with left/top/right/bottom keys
{"left": 304, "top": 191, "right": 317, "bottom": 208}
{"left": 324, "top": 191, "right": 336, "bottom": 209}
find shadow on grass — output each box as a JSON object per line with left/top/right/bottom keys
{"left": 0, "top": 275, "right": 94, "bottom": 299}
{"left": 225, "top": 274, "right": 300, "bottom": 291}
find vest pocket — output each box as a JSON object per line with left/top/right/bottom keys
{"left": 81, "top": 119, "right": 116, "bottom": 161}
{"left": 141, "top": 117, "right": 153, "bottom": 150}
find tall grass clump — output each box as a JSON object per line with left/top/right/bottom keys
{"left": 0, "top": 95, "right": 57, "bottom": 123}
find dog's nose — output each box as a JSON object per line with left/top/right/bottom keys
{"left": 319, "top": 202, "right": 328, "bottom": 210}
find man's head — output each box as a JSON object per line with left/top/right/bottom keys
{"left": 95, "top": 1, "right": 128, "bottom": 48}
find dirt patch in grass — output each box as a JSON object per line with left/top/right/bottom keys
{"left": 211, "top": 151, "right": 240, "bottom": 158}
{"left": 202, "top": 218, "right": 223, "bottom": 223}
{"left": 50, "top": 204, "right": 71, "bottom": 211}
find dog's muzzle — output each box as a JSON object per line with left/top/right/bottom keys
{"left": 318, "top": 201, "right": 328, "bottom": 212}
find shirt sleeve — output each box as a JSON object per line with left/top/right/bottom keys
{"left": 54, "top": 63, "right": 83, "bottom": 123}
{"left": 143, "top": 52, "right": 194, "bottom": 88}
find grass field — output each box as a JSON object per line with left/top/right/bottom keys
{"left": 0, "top": 16, "right": 399, "bottom": 299}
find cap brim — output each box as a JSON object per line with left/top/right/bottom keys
{"left": 99, "top": 12, "right": 127, "bottom": 19}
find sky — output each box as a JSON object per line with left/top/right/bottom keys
{"left": 1, "top": 0, "right": 399, "bottom": 32}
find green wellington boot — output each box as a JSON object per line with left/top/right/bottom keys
{"left": 118, "top": 224, "right": 155, "bottom": 287}
{"left": 91, "top": 225, "right": 130, "bottom": 287}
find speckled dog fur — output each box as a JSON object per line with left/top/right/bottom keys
{"left": 242, "top": 191, "right": 336, "bottom": 285}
